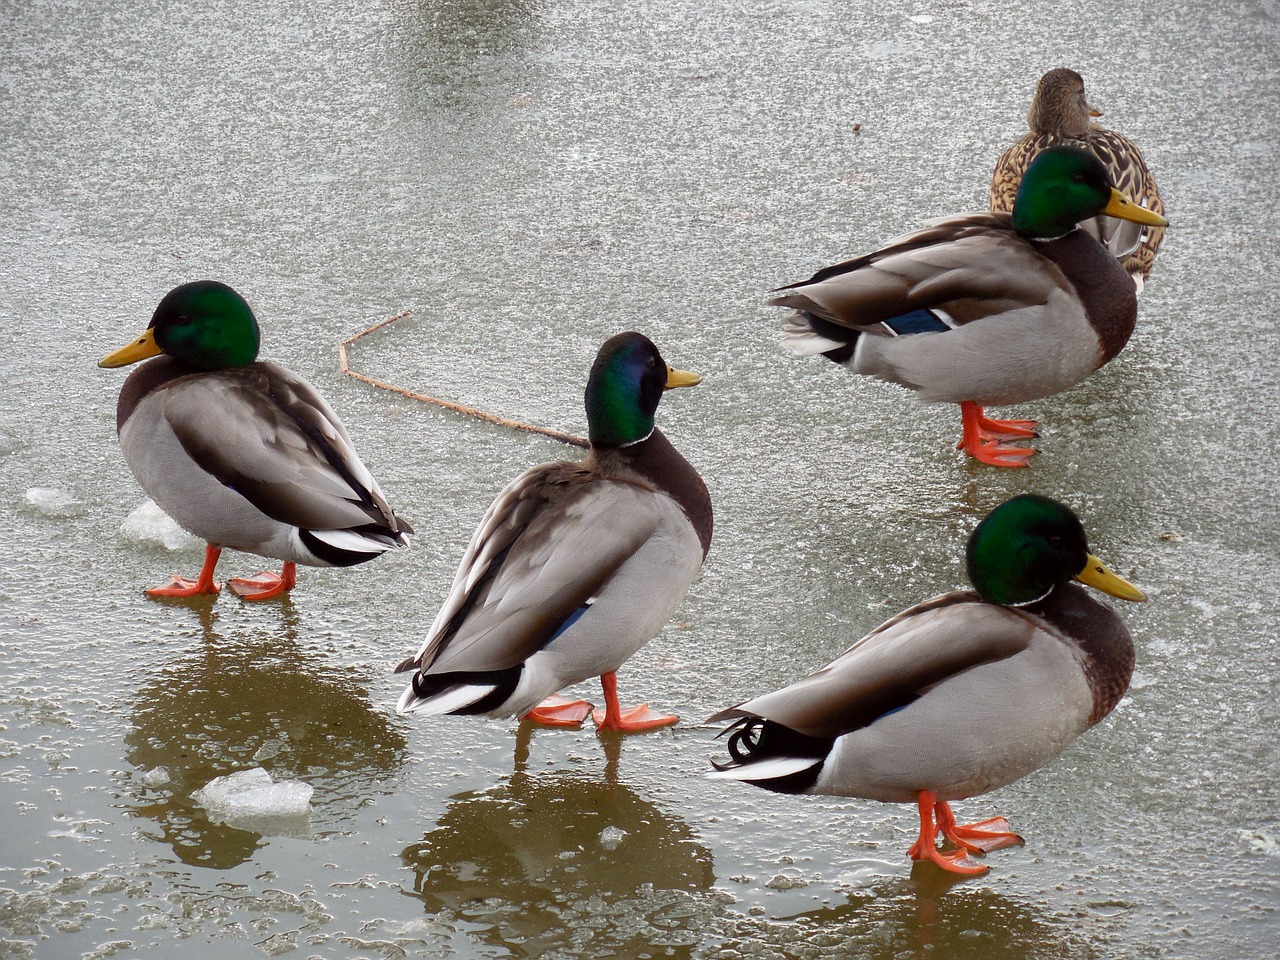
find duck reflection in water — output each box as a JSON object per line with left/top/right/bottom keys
{"left": 124, "top": 602, "right": 406, "bottom": 869}
{"left": 753, "top": 867, "right": 1096, "bottom": 960}
{"left": 402, "top": 727, "right": 714, "bottom": 956}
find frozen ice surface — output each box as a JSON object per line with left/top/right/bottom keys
{"left": 192, "top": 767, "right": 314, "bottom": 836}
{"left": 119, "top": 500, "right": 200, "bottom": 550}
{"left": 25, "top": 487, "right": 82, "bottom": 517}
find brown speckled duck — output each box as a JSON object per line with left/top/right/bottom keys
{"left": 99, "top": 281, "right": 411, "bottom": 600}
{"left": 395, "top": 332, "right": 712, "bottom": 733}
{"left": 990, "top": 68, "right": 1166, "bottom": 291}
{"left": 709, "top": 495, "right": 1146, "bottom": 876}
{"left": 775, "top": 146, "right": 1168, "bottom": 467}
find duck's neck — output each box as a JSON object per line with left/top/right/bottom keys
{"left": 116, "top": 355, "right": 200, "bottom": 433}
{"left": 1030, "top": 106, "right": 1092, "bottom": 139}
{"left": 1022, "top": 224, "right": 1078, "bottom": 244}
{"left": 1033, "top": 229, "right": 1138, "bottom": 364}
{"left": 1024, "top": 584, "right": 1135, "bottom": 724}
{"left": 591, "top": 430, "right": 713, "bottom": 558}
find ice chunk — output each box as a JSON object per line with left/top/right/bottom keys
{"left": 1239, "top": 829, "right": 1279, "bottom": 856}
{"left": 120, "top": 500, "right": 200, "bottom": 550}
{"left": 192, "top": 767, "right": 313, "bottom": 836}
{"left": 141, "top": 766, "right": 171, "bottom": 787}
{"left": 765, "top": 872, "right": 809, "bottom": 891}
{"left": 25, "top": 487, "right": 83, "bottom": 517}
{"left": 599, "top": 826, "right": 627, "bottom": 851}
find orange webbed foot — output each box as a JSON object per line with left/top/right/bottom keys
{"left": 146, "top": 574, "right": 221, "bottom": 597}
{"left": 985, "top": 420, "right": 1038, "bottom": 440}
{"left": 523, "top": 695, "right": 595, "bottom": 728}
{"left": 958, "top": 401, "right": 1039, "bottom": 467}
{"left": 965, "top": 442, "right": 1037, "bottom": 468}
{"left": 909, "top": 840, "right": 990, "bottom": 876}
{"left": 909, "top": 791, "right": 992, "bottom": 877}
{"left": 227, "top": 562, "right": 296, "bottom": 601}
{"left": 591, "top": 703, "right": 679, "bottom": 732}
{"left": 592, "top": 672, "right": 678, "bottom": 733}
{"left": 958, "top": 415, "right": 1039, "bottom": 442}
{"left": 145, "top": 544, "right": 222, "bottom": 597}
{"left": 941, "top": 815, "right": 1024, "bottom": 854}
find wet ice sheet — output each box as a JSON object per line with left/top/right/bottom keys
{"left": 0, "top": 0, "right": 1278, "bottom": 958}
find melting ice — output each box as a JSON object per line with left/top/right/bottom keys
{"left": 119, "top": 500, "right": 200, "bottom": 550}
{"left": 193, "top": 767, "right": 314, "bottom": 836}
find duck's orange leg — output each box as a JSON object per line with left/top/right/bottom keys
{"left": 957, "top": 401, "right": 1037, "bottom": 467}
{"left": 228, "top": 561, "right": 298, "bottom": 600}
{"left": 146, "top": 544, "right": 223, "bottom": 597}
{"left": 934, "top": 799, "right": 1024, "bottom": 854}
{"left": 523, "top": 694, "right": 595, "bottom": 728}
{"left": 591, "top": 671, "right": 678, "bottom": 732}
{"left": 906, "top": 790, "right": 988, "bottom": 875}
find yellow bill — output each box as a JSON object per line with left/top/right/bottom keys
{"left": 99, "top": 328, "right": 162, "bottom": 368}
{"left": 665, "top": 366, "right": 702, "bottom": 389}
{"left": 1076, "top": 553, "right": 1147, "bottom": 602}
{"left": 1102, "top": 188, "right": 1169, "bottom": 228}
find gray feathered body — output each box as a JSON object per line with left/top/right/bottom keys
{"left": 396, "top": 430, "right": 711, "bottom": 719}
{"left": 709, "top": 585, "right": 1134, "bottom": 803}
{"left": 116, "top": 356, "right": 409, "bottom": 566}
{"left": 775, "top": 215, "right": 1137, "bottom": 406}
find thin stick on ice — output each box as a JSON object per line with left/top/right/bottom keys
{"left": 338, "top": 310, "right": 589, "bottom": 449}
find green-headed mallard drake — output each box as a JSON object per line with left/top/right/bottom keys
{"left": 395, "top": 332, "right": 712, "bottom": 733}
{"left": 774, "top": 145, "right": 1169, "bottom": 467}
{"left": 708, "top": 494, "right": 1145, "bottom": 876}
{"left": 99, "top": 280, "right": 411, "bottom": 600}
{"left": 990, "top": 68, "right": 1166, "bottom": 291}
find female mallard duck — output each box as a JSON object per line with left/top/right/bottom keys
{"left": 990, "top": 68, "right": 1166, "bottom": 291}
{"left": 99, "top": 280, "right": 411, "bottom": 600}
{"left": 708, "top": 495, "right": 1145, "bottom": 876}
{"left": 395, "top": 332, "right": 712, "bottom": 733}
{"left": 775, "top": 145, "right": 1168, "bottom": 467}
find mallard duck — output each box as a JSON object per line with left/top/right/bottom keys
{"left": 395, "top": 332, "right": 712, "bottom": 733}
{"left": 775, "top": 145, "right": 1169, "bottom": 467}
{"left": 990, "top": 68, "right": 1166, "bottom": 291}
{"left": 708, "top": 494, "right": 1145, "bottom": 876}
{"left": 99, "top": 280, "right": 411, "bottom": 600}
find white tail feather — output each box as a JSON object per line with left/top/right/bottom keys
{"left": 310, "top": 527, "right": 398, "bottom": 554}
{"left": 780, "top": 321, "right": 847, "bottom": 357}
{"left": 707, "top": 756, "right": 820, "bottom": 781}
{"left": 396, "top": 682, "right": 495, "bottom": 716}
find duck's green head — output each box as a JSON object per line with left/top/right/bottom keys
{"left": 99, "top": 281, "right": 260, "bottom": 371}
{"left": 1012, "top": 145, "right": 1168, "bottom": 239}
{"left": 584, "top": 332, "right": 701, "bottom": 447}
{"left": 966, "top": 494, "right": 1147, "bottom": 606}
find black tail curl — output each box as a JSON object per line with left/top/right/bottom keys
{"left": 723, "top": 717, "right": 767, "bottom": 765}
{"left": 713, "top": 716, "right": 832, "bottom": 795}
